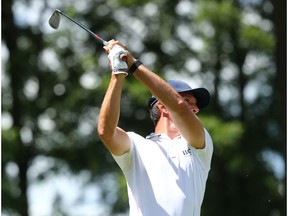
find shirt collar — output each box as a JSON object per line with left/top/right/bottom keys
{"left": 146, "top": 133, "right": 181, "bottom": 140}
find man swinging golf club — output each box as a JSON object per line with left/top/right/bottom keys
{"left": 98, "top": 40, "right": 213, "bottom": 216}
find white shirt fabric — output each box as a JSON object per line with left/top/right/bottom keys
{"left": 112, "top": 129, "right": 213, "bottom": 216}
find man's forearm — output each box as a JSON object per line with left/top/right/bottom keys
{"left": 98, "top": 75, "right": 125, "bottom": 142}
{"left": 133, "top": 64, "right": 183, "bottom": 112}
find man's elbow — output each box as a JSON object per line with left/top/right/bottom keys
{"left": 97, "top": 124, "right": 113, "bottom": 144}
{"left": 191, "top": 130, "right": 205, "bottom": 149}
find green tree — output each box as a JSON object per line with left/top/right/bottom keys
{"left": 2, "top": 0, "right": 285, "bottom": 215}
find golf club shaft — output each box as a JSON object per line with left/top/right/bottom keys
{"left": 57, "top": 10, "right": 107, "bottom": 46}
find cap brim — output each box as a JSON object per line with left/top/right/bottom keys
{"left": 190, "top": 88, "right": 210, "bottom": 109}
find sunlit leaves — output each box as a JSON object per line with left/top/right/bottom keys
{"left": 240, "top": 25, "right": 275, "bottom": 52}
{"left": 200, "top": 115, "right": 244, "bottom": 148}
{"left": 196, "top": 1, "right": 241, "bottom": 31}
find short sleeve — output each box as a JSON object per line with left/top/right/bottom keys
{"left": 111, "top": 132, "right": 136, "bottom": 172}
{"left": 193, "top": 129, "right": 213, "bottom": 170}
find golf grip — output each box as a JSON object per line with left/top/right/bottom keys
{"left": 120, "top": 54, "right": 128, "bottom": 61}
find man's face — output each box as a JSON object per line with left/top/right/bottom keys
{"left": 179, "top": 92, "right": 199, "bottom": 114}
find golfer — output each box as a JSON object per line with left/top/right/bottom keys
{"left": 98, "top": 40, "right": 213, "bottom": 216}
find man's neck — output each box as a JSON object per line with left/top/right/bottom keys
{"left": 154, "top": 117, "right": 180, "bottom": 139}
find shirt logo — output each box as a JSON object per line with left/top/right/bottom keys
{"left": 182, "top": 148, "right": 192, "bottom": 157}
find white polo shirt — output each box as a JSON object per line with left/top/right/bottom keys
{"left": 113, "top": 129, "right": 213, "bottom": 216}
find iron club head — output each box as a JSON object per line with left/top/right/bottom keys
{"left": 49, "top": 9, "right": 61, "bottom": 29}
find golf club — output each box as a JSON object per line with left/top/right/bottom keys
{"left": 49, "top": 9, "right": 127, "bottom": 60}
{"left": 49, "top": 9, "right": 108, "bottom": 45}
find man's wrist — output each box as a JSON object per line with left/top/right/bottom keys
{"left": 128, "top": 59, "right": 143, "bottom": 74}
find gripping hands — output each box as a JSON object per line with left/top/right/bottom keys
{"left": 108, "top": 45, "right": 128, "bottom": 75}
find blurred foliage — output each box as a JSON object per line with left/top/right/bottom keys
{"left": 240, "top": 25, "right": 275, "bottom": 51}
{"left": 2, "top": 0, "right": 286, "bottom": 215}
{"left": 200, "top": 115, "right": 244, "bottom": 148}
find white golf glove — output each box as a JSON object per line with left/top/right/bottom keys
{"left": 108, "top": 45, "right": 128, "bottom": 75}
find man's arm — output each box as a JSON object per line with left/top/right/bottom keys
{"left": 97, "top": 49, "right": 131, "bottom": 155}
{"left": 133, "top": 65, "right": 205, "bottom": 149}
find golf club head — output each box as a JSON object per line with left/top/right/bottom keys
{"left": 49, "top": 10, "right": 61, "bottom": 29}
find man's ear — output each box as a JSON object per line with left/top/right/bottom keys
{"left": 157, "top": 102, "right": 169, "bottom": 115}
